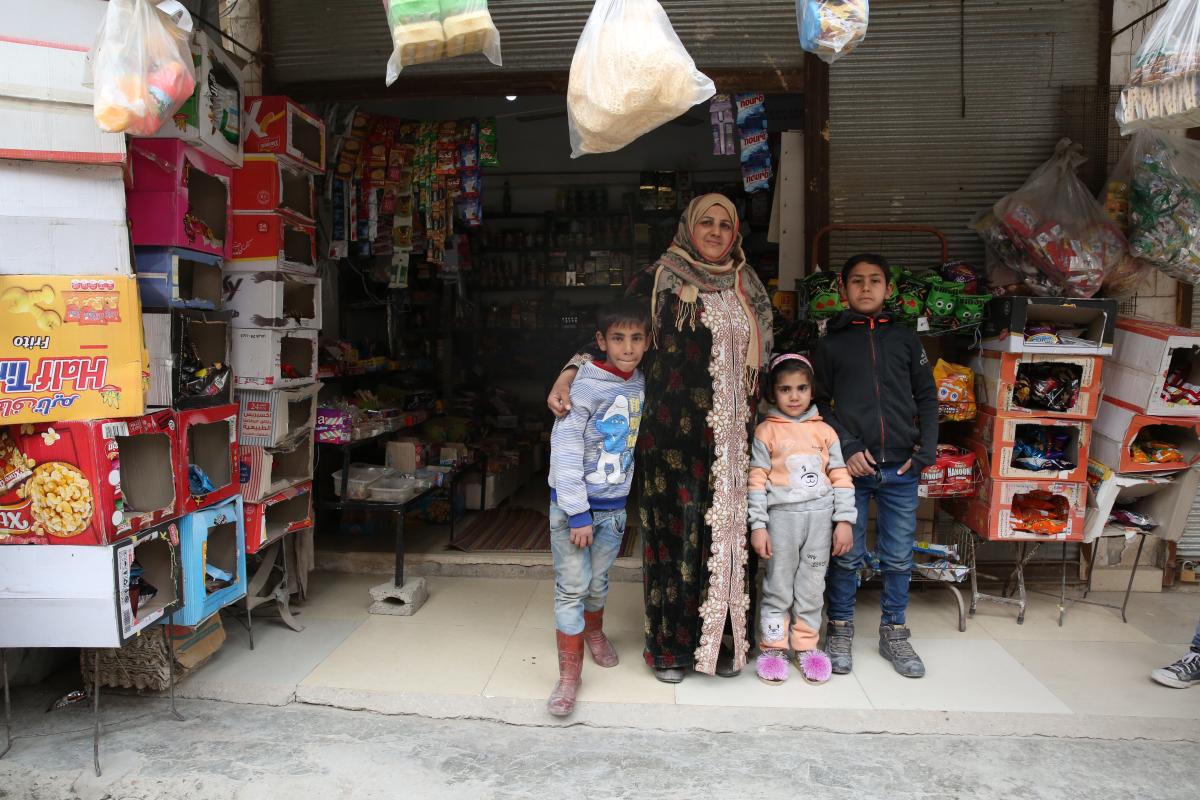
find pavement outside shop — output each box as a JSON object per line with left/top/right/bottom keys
{"left": 150, "top": 571, "right": 1200, "bottom": 739}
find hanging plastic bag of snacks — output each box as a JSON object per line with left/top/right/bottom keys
{"left": 567, "top": 0, "right": 716, "bottom": 157}
{"left": 993, "top": 139, "right": 1124, "bottom": 298}
{"left": 1096, "top": 134, "right": 1157, "bottom": 298}
{"left": 1127, "top": 130, "right": 1200, "bottom": 286}
{"left": 797, "top": 0, "right": 869, "bottom": 64}
{"left": 1116, "top": 0, "right": 1200, "bottom": 134}
{"left": 933, "top": 360, "right": 976, "bottom": 422}
{"left": 383, "top": 0, "right": 502, "bottom": 86}
{"left": 87, "top": 0, "right": 197, "bottom": 135}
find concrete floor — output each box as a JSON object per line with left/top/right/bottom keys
{"left": 1, "top": 689, "right": 1198, "bottom": 799}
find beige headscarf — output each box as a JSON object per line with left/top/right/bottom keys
{"left": 650, "top": 194, "right": 774, "bottom": 391}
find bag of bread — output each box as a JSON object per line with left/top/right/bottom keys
{"left": 384, "top": 0, "right": 501, "bottom": 85}
{"left": 567, "top": 0, "right": 715, "bottom": 158}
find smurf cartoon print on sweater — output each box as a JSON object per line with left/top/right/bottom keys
{"left": 587, "top": 394, "right": 640, "bottom": 485}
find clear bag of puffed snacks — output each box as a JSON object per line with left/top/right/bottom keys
{"left": 383, "top": 0, "right": 501, "bottom": 85}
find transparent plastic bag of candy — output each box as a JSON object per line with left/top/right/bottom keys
{"left": 969, "top": 208, "right": 1060, "bottom": 297}
{"left": 567, "top": 0, "right": 715, "bottom": 158}
{"left": 1116, "top": 0, "right": 1200, "bottom": 134}
{"left": 383, "top": 0, "right": 501, "bottom": 86}
{"left": 1126, "top": 130, "right": 1200, "bottom": 286}
{"left": 1096, "top": 134, "right": 1157, "bottom": 298}
{"left": 86, "top": 0, "right": 196, "bottom": 135}
{"left": 992, "top": 139, "right": 1123, "bottom": 298}
{"left": 797, "top": 0, "right": 869, "bottom": 64}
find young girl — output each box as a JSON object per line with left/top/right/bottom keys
{"left": 748, "top": 354, "right": 857, "bottom": 684}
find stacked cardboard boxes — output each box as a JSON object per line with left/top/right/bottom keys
{"left": 1085, "top": 318, "right": 1200, "bottom": 589}
{"left": 949, "top": 297, "right": 1119, "bottom": 543}
{"left": 228, "top": 96, "right": 326, "bottom": 557}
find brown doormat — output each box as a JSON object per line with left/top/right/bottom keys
{"left": 450, "top": 508, "right": 639, "bottom": 558}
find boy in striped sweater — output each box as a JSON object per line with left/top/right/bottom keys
{"left": 546, "top": 299, "right": 648, "bottom": 717}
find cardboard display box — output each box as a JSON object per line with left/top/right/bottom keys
{"left": 174, "top": 404, "right": 239, "bottom": 515}
{"left": 149, "top": 29, "right": 244, "bottom": 168}
{"left": 0, "top": 161, "right": 131, "bottom": 275}
{"left": 177, "top": 495, "right": 246, "bottom": 627}
{"left": 1084, "top": 460, "right": 1200, "bottom": 543}
{"left": 0, "top": 275, "right": 147, "bottom": 423}
{"left": 222, "top": 271, "right": 322, "bottom": 330}
{"left": 0, "top": 37, "right": 126, "bottom": 164}
{"left": 135, "top": 247, "right": 224, "bottom": 310}
{"left": 1105, "top": 317, "right": 1200, "bottom": 417}
{"left": 385, "top": 437, "right": 429, "bottom": 473}
{"left": 244, "top": 480, "right": 313, "bottom": 555}
{"left": 980, "top": 296, "right": 1117, "bottom": 356}
{"left": 126, "top": 139, "right": 233, "bottom": 259}
{"left": 947, "top": 478, "right": 1087, "bottom": 542}
{"left": 236, "top": 384, "right": 319, "bottom": 447}
{"left": 228, "top": 212, "right": 318, "bottom": 275}
{"left": 143, "top": 309, "right": 234, "bottom": 409}
{"left": 973, "top": 350, "right": 1103, "bottom": 421}
{"left": 232, "top": 154, "right": 315, "bottom": 222}
{"left": 243, "top": 96, "right": 326, "bottom": 175}
{"left": 238, "top": 436, "right": 313, "bottom": 502}
{"left": 1092, "top": 396, "right": 1200, "bottom": 474}
{"left": 0, "top": 412, "right": 179, "bottom": 546}
{"left": 967, "top": 409, "right": 1090, "bottom": 483}
{"left": 231, "top": 329, "right": 318, "bottom": 389}
{"left": 0, "top": 520, "right": 184, "bottom": 648}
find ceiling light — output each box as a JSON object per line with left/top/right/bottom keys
{"left": 505, "top": 95, "right": 518, "bottom": 101}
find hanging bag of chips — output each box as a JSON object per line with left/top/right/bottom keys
{"left": 993, "top": 139, "right": 1124, "bottom": 298}
{"left": 1126, "top": 130, "right": 1200, "bottom": 286}
{"left": 797, "top": 0, "right": 869, "bottom": 64}
{"left": 87, "top": 0, "right": 197, "bottom": 135}
{"left": 1095, "top": 133, "right": 1157, "bottom": 299}
{"left": 383, "top": 0, "right": 502, "bottom": 86}
{"left": 1116, "top": 0, "right": 1200, "bottom": 134}
{"left": 567, "top": 0, "right": 716, "bottom": 158}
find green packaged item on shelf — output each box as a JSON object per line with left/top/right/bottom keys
{"left": 889, "top": 273, "right": 927, "bottom": 321}
{"left": 803, "top": 270, "right": 844, "bottom": 319}
{"left": 953, "top": 294, "right": 990, "bottom": 327}
{"left": 480, "top": 116, "right": 499, "bottom": 167}
{"left": 921, "top": 277, "right": 962, "bottom": 323}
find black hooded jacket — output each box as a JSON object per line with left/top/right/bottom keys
{"left": 813, "top": 310, "right": 939, "bottom": 470}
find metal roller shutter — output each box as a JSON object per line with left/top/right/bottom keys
{"left": 1183, "top": 287, "right": 1200, "bottom": 557}
{"left": 827, "top": 0, "right": 1100, "bottom": 268}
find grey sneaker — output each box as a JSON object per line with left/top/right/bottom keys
{"left": 879, "top": 624, "right": 925, "bottom": 678}
{"left": 825, "top": 620, "right": 854, "bottom": 675}
{"left": 1150, "top": 650, "right": 1200, "bottom": 689}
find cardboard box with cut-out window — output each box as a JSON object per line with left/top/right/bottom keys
{"left": 981, "top": 296, "right": 1117, "bottom": 356}
{"left": 126, "top": 140, "right": 233, "bottom": 259}
{"left": 967, "top": 408, "right": 1090, "bottom": 483}
{"left": 238, "top": 436, "right": 313, "bottom": 503}
{"left": 231, "top": 329, "right": 317, "bottom": 389}
{"left": 1093, "top": 396, "right": 1200, "bottom": 474}
{"left": 134, "top": 247, "right": 224, "bottom": 310}
{"left": 231, "top": 154, "right": 315, "bottom": 222}
{"left": 243, "top": 96, "right": 326, "bottom": 175}
{"left": 143, "top": 309, "right": 234, "bottom": 409}
{"left": 973, "top": 350, "right": 1103, "bottom": 421}
{"left": 1105, "top": 317, "right": 1200, "bottom": 418}
{"left": 946, "top": 478, "right": 1086, "bottom": 542}
{"left": 222, "top": 271, "right": 321, "bottom": 330}
{"left": 174, "top": 404, "right": 238, "bottom": 515}
{"left": 177, "top": 495, "right": 246, "bottom": 626}
{"left": 244, "top": 480, "right": 312, "bottom": 555}
{"left": 236, "top": 384, "right": 319, "bottom": 448}
{"left": 229, "top": 212, "right": 317, "bottom": 275}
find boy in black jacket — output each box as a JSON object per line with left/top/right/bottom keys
{"left": 813, "top": 253, "right": 938, "bottom": 678}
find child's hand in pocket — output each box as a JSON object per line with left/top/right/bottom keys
{"left": 831, "top": 521, "right": 853, "bottom": 557}
{"left": 750, "top": 528, "right": 772, "bottom": 559}
{"left": 570, "top": 525, "right": 594, "bottom": 548}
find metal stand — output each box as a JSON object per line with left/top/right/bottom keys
{"left": 968, "top": 536, "right": 1038, "bottom": 624}
{"left": 92, "top": 654, "right": 101, "bottom": 777}
{"left": 230, "top": 539, "right": 304, "bottom": 650}
{"left": 165, "top": 613, "right": 185, "bottom": 722}
{"left": 1032, "top": 533, "right": 1146, "bottom": 625}
{"left": 1, "top": 649, "right": 11, "bottom": 760}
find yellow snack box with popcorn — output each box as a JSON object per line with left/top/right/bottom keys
{"left": 0, "top": 276, "right": 148, "bottom": 425}
{"left": 0, "top": 411, "right": 179, "bottom": 546}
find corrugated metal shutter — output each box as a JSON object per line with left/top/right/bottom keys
{"left": 266, "top": 0, "right": 807, "bottom": 89}
{"left": 827, "top": 0, "right": 1100, "bottom": 269}
{"left": 1184, "top": 288, "right": 1200, "bottom": 557}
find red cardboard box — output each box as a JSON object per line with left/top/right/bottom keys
{"left": 1092, "top": 396, "right": 1200, "bottom": 474}
{"left": 244, "top": 480, "right": 312, "bottom": 554}
{"left": 175, "top": 404, "right": 239, "bottom": 515}
{"left": 231, "top": 155, "right": 315, "bottom": 223}
{"left": 947, "top": 477, "right": 1087, "bottom": 542}
{"left": 967, "top": 408, "right": 1090, "bottom": 483}
{"left": 243, "top": 96, "right": 326, "bottom": 175}
{"left": 973, "top": 350, "right": 1103, "bottom": 421}
{"left": 229, "top": 212, "right": 317, "bottom": 275}
{"left": 0, "top": 412, "right": 179, "bottom": 545}
{"left": 238, "top": 436, "right": 313, "bottom": 502}
{"left": 126, "top": 140, "right": 233, "bottom": 259}
{"left": 1105, "top": 317, "right": 1200, "bottom": 417}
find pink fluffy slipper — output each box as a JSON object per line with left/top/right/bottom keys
{"left": 755, "top": 649, "right": 789, "bottom": 685}
{"left": 796, "top": 649, "right": 833, "bottom": 684}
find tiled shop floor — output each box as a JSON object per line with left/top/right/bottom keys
{"left": 187, "top": 573, "right": 1200, "bottom": 719}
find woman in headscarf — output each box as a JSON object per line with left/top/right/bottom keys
{"left": 548, "top": 194, "right": 775, "bottom": 682}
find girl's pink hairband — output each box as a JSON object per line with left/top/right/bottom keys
{"left": 770, "top": 353, "right": 813, "bottom": 371}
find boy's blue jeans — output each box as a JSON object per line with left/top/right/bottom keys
{"left": 549, "top": 502, "right": 627, "bottom": 635}
{"left": 1192, "top": 620, "right": 1200, "bottom": 652}
{"left": 825, "top": 463, "right": 919, "bottom": 626}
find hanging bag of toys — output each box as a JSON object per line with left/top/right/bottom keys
{"left": 567, "top": 0, "right": 716, "bottom": 157}
{"left": 993, "top": 139, "right": 1125, "bottom": 298}
{"left": 1125, "top": 130, "right": 1200, "bottom": 286}
{"left": 383, "top": 0, "right": 502, "bottom": 86}
{"left": 87, "top": 0, "right": 197, "bottom": 135}
{"left": 1116, "top": 0, "right": 1200, "bottom": 134}
{"left": 797, "top": 0, "right": 869, "bottom": 64}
